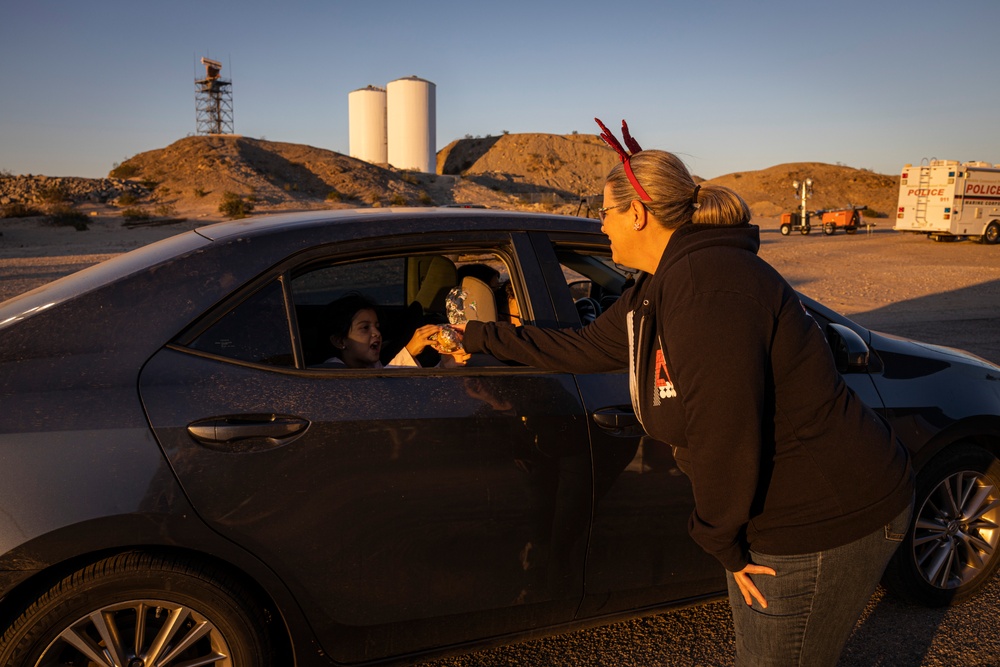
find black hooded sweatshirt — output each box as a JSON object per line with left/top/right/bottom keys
{"left": 463, "top": 223, "right": 913, "bottom": 572}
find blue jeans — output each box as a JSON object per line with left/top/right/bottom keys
{"left": 726, "top": 504, "right": 912, "bottom": 667}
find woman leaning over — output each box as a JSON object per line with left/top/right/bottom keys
{"left": 458, "top": 120, "right": 914, "bottom": 666}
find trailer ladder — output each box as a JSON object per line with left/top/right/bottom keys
{"left": 914, "top": 166, "right": 931, "bottom": 226}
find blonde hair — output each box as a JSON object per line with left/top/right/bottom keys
{"left": 606, "top": 150, "right": 750, "bottom": 229}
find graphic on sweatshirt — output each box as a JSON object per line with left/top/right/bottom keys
{"left": 653, "top": 349, "right": 677, "bottom": 405}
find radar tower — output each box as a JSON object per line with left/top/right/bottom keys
{"left": 194, "top": 57, "right": 234, "bottom": 135}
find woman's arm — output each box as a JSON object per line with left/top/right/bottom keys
{"left": 461, "top": 297, "right": 631, "bottom": 373}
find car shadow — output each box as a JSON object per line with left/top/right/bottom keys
{"left": 838, "top": 578, "right": 1000, "bottom": 667}
{"left": 844, "top": 280, "right": 1000, "bottom": 364}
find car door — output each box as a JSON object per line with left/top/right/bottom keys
{"left": 138, "top": 232, "right": 595, "bottom": 664}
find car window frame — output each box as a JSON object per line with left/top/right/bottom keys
{"left": 169, "top": 230, "right": 551, "bottom": 373}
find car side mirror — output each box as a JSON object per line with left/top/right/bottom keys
{"left": 826, "top": 322, "right": 870, "bottom": 373}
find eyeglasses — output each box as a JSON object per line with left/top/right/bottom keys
{"left": 598, "top": 201, "right": 645, "bottom": 221}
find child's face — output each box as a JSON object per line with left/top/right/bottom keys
{"left": 340, "top": 308, "right": 382, "bottom": 367}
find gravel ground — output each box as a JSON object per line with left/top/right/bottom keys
{"left": 3, "top": 217, "right": 1000, "bottom": 666}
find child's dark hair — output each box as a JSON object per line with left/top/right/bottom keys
{"left": 324, "top": 292, "right": 378, "bottom": 357}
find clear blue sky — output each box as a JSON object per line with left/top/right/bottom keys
{"left": 2, "top": 0, "right": 998, "bottom": 180}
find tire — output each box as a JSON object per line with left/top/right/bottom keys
{"left": 882, "top": 444, "right": 1000, "bottom": 606}
{"left": 800, "top": 225, "right": 811, "bottom": 235}
{"left": 0, "top": 552, "right": 273, "bottom": 666}
{"left": 845, "top": 226, "right": 857, "bottom": 235}
{"left": 982, "top": 221, "right": 1000, "bottom": 245}
{"left": 823, "top": 223, "right": 835, "bottom": 236}
{"left": 780, "top": 223, "right": 791, "bottom": 236}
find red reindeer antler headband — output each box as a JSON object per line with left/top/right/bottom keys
{"left": 595, "top": 117, "right": 651, "bottom": 201}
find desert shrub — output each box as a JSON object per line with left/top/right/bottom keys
{"left": 390, "top": 194, "right": 407, "bottom": 206}
{"left": 2, "top": 202, "right": 44, "bottom": 218}
{"left": 401, "top": 171, "right": 420, "bottom": 185}
{"left": 861, "top": 207, "right": 886, "bottom": 219}
{"left": 418, "top": 191, "right": 433, "bottom": 205}
{"left": 117, "top": 192, "right": 138, "bottom": 206}
{"left": 326, "top": 190, "right": 342, "bottom": 203}
{"left": 48, "top": 205, "right": 88, "bottom": 230}
{"left": 121, "top": 207, "right": 150, "bottom": 222}
{"left": 139, "top": 178, "right": 159, "bottom": 190}
{"left": 193, "top": 187, "right": 207, "bottom": 198}
{"left": 39, "top": 183, "right": 69, "bottom": 205}
{"left": 154, "top": 203, "right": 176, "bottom": 217}
{"left": 368, "top": 193, "right": 381, "bottom": 205}
{"left": 219, "top": 191, "right": 254, "bottom": 219}
{"left": 110, "top": 162, "right": 139, "bottom": 179}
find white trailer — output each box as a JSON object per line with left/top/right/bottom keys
{"left": 895, "top": 160, "right": 1000, "bottom": 244}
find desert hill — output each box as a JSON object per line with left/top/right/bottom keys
{"left": 438, "top": 133, "right": 621, "bottom": 201}
{"left": 710, "top": 162, "right": 898, "bottom": 218}
{"left": 0, "top": 133, "right": 900, "bottom": 223}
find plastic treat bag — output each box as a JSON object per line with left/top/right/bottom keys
{"left": 432, "top": 286, "right": 475, "bottom": 353}
{"left": 445, "top": 286, "right": 478, "bottom": 324}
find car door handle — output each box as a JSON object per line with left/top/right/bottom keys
{"left": 187, "top": 414, "right": 310, "bottom": 451}
{"left": 592, "top": 407, "right": 644, "bottom": 436}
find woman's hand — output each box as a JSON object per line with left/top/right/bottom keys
{"left": 733, "top": 563, "right": 777, "bottom": 608}
{"left": 439, "top": 351, "right": 471, "bottom": 368}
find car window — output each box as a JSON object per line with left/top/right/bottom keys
{"left": 552, "top": 246, "right": 633, "bottom": 325}
{"left": 186, "top": 279, "right": 295, "bottom": 367}
{"left": 291, "top": 250, "right": 518, "bottom": 367}
{"left": 291, "top": 258, "right": 406, "bottom": 307}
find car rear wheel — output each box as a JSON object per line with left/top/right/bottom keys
{"left": 0, "top": 551, "right": 272, "bottom": 666}
{"left": 982, "top": 221, "right": 1000, "bottom": 245}
{"left": 780, "top": 223, "right": 791, "bottom": 236}
{"left": 823, "top": 223, "right": 835, "bottom": 236}
{"left": 883, "top": 444, "right": 1000, "bottom": 606}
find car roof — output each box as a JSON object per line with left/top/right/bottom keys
{"left": 193, "top": 207, "right": 603, "bottom": 242}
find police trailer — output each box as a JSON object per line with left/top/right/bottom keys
{"left": 895, "top": 160, "right": 1000, "bottom": 244}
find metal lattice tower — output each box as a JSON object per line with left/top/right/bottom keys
{"left": 195, "top": 57, "right": 234, "bottom": 135}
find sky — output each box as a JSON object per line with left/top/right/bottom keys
{"left": 2, "top": 0, "right": 999, "bottom": 181}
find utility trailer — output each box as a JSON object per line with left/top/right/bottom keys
{"left": 818, "top": 207, "right": 867, "bottom": 235}
{"left": 895, "top": 160, "right": 1000, "bottom": 244}
{"left": 779, "top": 211, "right": 815, "bottom": 235}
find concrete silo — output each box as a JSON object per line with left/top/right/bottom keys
{"left": 386, "top": 76, "right": 436, "bottom": 173}
{"left": 348, "top": 85, "right": 388, "bottom": 165}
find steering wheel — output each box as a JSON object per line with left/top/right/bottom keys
{"left": 574, "top": 297, "right": 602, "bottom": 325}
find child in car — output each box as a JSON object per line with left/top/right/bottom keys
{"left": 322, "top": 292, "right": 468, "bottom": 368}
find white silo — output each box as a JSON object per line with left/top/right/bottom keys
{"left": 348, "top": 85, "right": 387, "bottom": 165}
{"left": 386, "top": 76, "right": 436, "bottom": 173}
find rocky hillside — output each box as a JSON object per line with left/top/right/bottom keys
{"left": 711, "top": 162, "right": 898, "bottom": 218}
{"left": 438, "top": 133, "right": 620, "bottom": 200}
{"left": 0, "top": 134, "right": 900, "bottom": 222}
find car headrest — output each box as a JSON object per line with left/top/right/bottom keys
{"left": 414, "top": 256, "right": 458, "bottom": 313}
{"left": 460, "top": 276, "right": 497, "bottom": 322}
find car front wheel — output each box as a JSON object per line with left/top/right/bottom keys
{"left": 883, "top": 444, "right": 1000, "bottom": 606}
{"left": 0, "top": 551, "right": 273, "bottom": 666}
